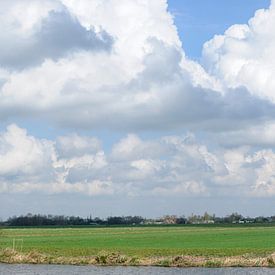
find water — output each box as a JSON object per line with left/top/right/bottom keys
{"left": 0, "top": 264, "right": 274, "bottom": 275}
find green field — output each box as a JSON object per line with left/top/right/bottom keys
{"left": 1, "top": 225, "right": 275, "bottom": 257}
{"left": 1, "top": 225, "right": 275, "bottom": 266}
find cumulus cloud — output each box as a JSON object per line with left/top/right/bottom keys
{"left": 0, "top": 0, "right": 274, "bottom": 139}
{"left": 0, "top": 1, "right": 113, "bottom": 69}
{"left": 0, "top": 125, "right": 211, "bottom": 196}
{"left": 0, "top": 124, "right": 55, "bottom": 181}
{"left": 1, "top": 125, "right": 275, "bottom": 198}
{"left": 1, "top": 0, "right": 275, "bottom": 202}
{"left": 202, "top": 0, "right": 275, "bottom": 103}
{"left": 0, "top": 38, "right": 273, "bottom": 133}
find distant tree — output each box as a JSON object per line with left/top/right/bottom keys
{"left": 176, "top": 216, "right": 187, "bottom": 224}
{"left": 107, "top": 216, "right": 124, "bottom": 225}
{"left": 228, "top": 212, "right": 243, "bottom": 223}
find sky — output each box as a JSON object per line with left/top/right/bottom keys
{"left": 0, "top": 0, "right": 275, "bottom": 219}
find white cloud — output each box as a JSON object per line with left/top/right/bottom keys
{"left": 60, "top": 0, "right": 181, "bottom": 74}
{"left": 56, "top": 133, "right": 101, "bottom": 158}
{"left": 203, "top": 0, "right": 275, "bottom": 103}
{"left": 1, "top": 0, "right": 275, "bottom": 203}
{"left": 0, "top": 0, "right": 62, "bottom": 34}
{"left": 249, "top": 149, "right": 275, "bottom": 197}
{"left": 1, "top": 125, "right": 275, "bottom": 198}
{"left": 208, "top": 122, "right": 275, "bottom": 147}
{"left": 0, "top": 1, "right": 112, "bottom": 69}
{"left": 111, "top": 134, "right": 166, "bottom": 161}
{"left": 0, "top": 124, "right": 55, "bottom": 179}
{"left": 0, "top": 0, "right": 274, "bottom": 137}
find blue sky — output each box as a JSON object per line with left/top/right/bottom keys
{"left": 0, "top": 0, "right": 275, "bottom": 219}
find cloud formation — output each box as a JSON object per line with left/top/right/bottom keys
{"left": 1, "top": 125, "right": 275, "bottom": 198}
{"left": 0, "top": 124, "right": 55, "bottom": 181}
{"left": 0, "top": 0, "right": 275, "bottom": 203}
{"left": 0, "top": 0, "right": 274, "bottom": 136}
{"left": 203, "top": 0, "right": 275, "bottom": 103}
{"left": 0, "top": 1, "right": 112, "bottom": 69}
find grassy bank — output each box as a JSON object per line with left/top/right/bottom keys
{"left": 1, "top": 225, "right": 275, "bottom": 267}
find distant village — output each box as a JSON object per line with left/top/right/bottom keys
{"left": 1, "top": 212, "right": 275, "bottom": 226}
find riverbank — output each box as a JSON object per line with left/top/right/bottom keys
{"left": 1, "top": 249, "right": 275, "bottom": 267}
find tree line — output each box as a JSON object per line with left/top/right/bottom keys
{"left": 1, "top": 212, "right": 275, "bottom": 226}
{"left": 1, "top": 214, "right": 145, "bottom": 226}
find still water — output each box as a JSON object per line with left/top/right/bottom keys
{"left": 0, "top": 264, "right": 274, "bottom": 275}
